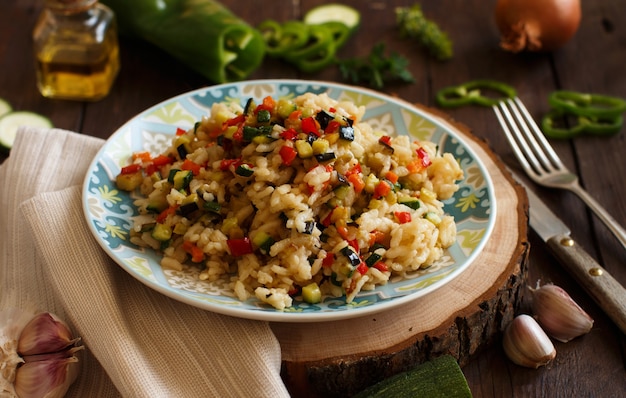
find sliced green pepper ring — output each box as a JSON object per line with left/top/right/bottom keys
{"left": 541, "top": 109, "right": 623, "bottom": 139}
{"left": 548, "top": 90, "right": 626, "bottom": 119}
{"left": 257, "top": 20, "right": 310, "bottom": 57}
{"left": 436, "top": 80, "right": 517, "bottom": 108}
{"left": 284, "top": 24, "right": 336, "bottom": 73}
{"left": 317, "top": 21, "right": 351, "bottom": 48}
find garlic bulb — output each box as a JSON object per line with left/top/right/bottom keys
{"left": 1, "top": 308, "right": 83, "bottom": 398}
{"left": 503, "top": 314, "right": 556, "bottom": 368}
{"left": 530, "top": 283, "right": 594, "bottom": 343}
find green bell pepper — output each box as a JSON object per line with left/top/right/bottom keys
{"left": 436, "top": 79, "right": 517, "bottom": 108}
{"left": 102, "top": 0, "right": 265, "bottom": 83}
{"left": 541, "top": 110, "right": 623, "bottom": 139}
{"left": 548, "top": 90, "right": 626, "bottom": 119}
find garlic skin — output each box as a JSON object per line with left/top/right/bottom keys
{"left": 17, "top": 312, "right": 78, "bottom": 357}
{"left": 530, "top": 283, "right": 594, "bottom": 343}
{"left": 1, "top": 309, "right": 83, "bottom": 398}
{"left": 1, "top": 307, "right": 36, "bottom": 390}
{"left": 14, "top": 348, "right": 82, "bottom": 398}
{"left": 503, "top": 314, "right": 556, "bottom": 368}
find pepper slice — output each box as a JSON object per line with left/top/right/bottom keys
{"left": 541, "top": 110, "right": 623, "bottom": 139}
{"left": 548, "top": 90, "right": 626, "bottom": 119}
{"left": 258, "top": 20, "right": 309, "bottom": 57}
{"left": 436, "top": 79, "right": 517, "bottom": 108}
{"left": 284, "top": 24, "right": 337, "bottom": 73}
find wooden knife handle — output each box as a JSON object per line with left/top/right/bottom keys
{"left": 547, "top": 234, "right": 626, "bottom": 335}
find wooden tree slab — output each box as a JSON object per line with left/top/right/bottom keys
{"left": 271, "top": 108, "right": 530, "bottom": 397}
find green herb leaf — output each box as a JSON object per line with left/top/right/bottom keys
{"left": 337, "top": 43, "right": 415, "bottom": 90}
{"left": 396, "top": 4, "right": 453, "bottom": 61}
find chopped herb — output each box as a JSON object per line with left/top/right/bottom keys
{"left": 337, "top": 43, "right": 415, "bottom": 90}
{"left": 396, "top": 4, "right": 453, "bottom": 61}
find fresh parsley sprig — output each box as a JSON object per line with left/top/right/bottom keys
{"left": 337, "top": 43, "right": 415, "bottom": 90}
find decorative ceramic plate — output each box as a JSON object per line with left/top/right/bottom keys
{"left": 82, "top": 80, "right": 496, "bottom": 322}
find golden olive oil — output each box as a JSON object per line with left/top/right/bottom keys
{"left": 33, "top": 0, "right": 120, "bottom": 101}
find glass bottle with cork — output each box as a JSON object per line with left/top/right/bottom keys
{"left": 33, "top": 0, "right": 120, "bottom": 101}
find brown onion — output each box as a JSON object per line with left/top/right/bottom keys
{"left": 495, "top": 0, "right": 581, "bottom": 52}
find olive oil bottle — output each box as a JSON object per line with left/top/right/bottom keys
{"left": 33, "top": 0, "right": 120, "bottom": 101}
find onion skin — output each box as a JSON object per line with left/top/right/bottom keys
{"left": 495, "top": 0, "right": 582, "bottom": 53}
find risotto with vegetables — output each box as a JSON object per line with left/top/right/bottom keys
{"left": 115, "top": 92, "right": 463, "bottom": 310}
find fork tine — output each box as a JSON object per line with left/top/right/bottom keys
{"left": 509, "top": 97, "right": 564, "bottom": 172}
{"left": 493, "top": 99, "right": 540, "bottom": 177}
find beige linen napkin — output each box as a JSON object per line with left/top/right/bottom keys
{"left": 1, "top": 127, "right": 290, "bottom": 397}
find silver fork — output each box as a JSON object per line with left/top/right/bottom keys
{"left": 494, "top": 97, "right": 626, "bottom": 250}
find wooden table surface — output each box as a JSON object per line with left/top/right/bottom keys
{"left": 3, "top": 0, "right": 626, "bottom": 396}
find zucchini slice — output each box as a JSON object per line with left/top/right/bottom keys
{"left": 0, "top": 111, "right": 53, "bottom": 152}
{"left": 0, "top": 98, "right": 12, "bottom": 118}
{"left": 303, "top": 4, "right": 361, "bottom": 33}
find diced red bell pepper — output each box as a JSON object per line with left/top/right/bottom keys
{"left": 321, "top": 208, "right": 335, "bottom": 227}
{"left": 145, "top": 154, "right": 174, "bottom": 175}
{"left": 301, "top": 116, "right": 320, "bottom": 136}
{"left": 256, "top": 96, "right": 275, "bottom": 113}
{"left": 120, "top": 164, "right": 141, "bottom": 175}
{"left": 385, "top": 171, "right": 399, "bottom": 184}
{"left": 373, "top": 180, "right": 392, "bottom": 199}
{"left": 324, "top": 120, "right": 341, "bottom": 135}
{"left": 416, "top": 147, "right": 432, "bottom": 168}
{"left": 280, "top": 128, "right": 298, "bottom": 141}
{"left": 369, "top": 230, "right": 386, "bottom": 247}
{"left": 182, "top": 240, "right": 204, "bottom": 263}
{"left": 181, "top": 159, "right": 201, "bottom": 176}
{"left": 322, "top": 252, "right": 335, "bottom": 268}
{"left": 279, "top": 145, "right": 298, "bottom": 166}
{"left": 348, "top": 238, "right": 359, "bottom": 252}
{"left": 132, "top": 151, "right": 152, "bottom": 162}
{"left": 224, "top": 114, "right": 245, "bottom": 128}
{"left": 345, "top": 162, "right": 362, "bottom": 176}
{"left": 227, "top": 237, "right": 253, "bottom": 256}
{"left": 373, "top": 262, "right": 389, "bottom": 272}
{"left": 394, "top": 211, "right": 412, "bottom": 224}
{"left": 347, "top": 173, "right": 365, "bottom": 194}
{"left": 378, "top": 135, "right": 392, "bottom": 146}
{"left": 176, "top": 127, "right": 187, "bottom": 136}
{"left": 153, "top": 154, "right": 175, "bottom": 167}
{"left": 220, "top": 158, "right": 241, "bottom": 171}
{"left": 357, "top": 262, "right": 369, "bottom": 275}
{"left": 156, "top": 205, "right": 178, "bottom": 223}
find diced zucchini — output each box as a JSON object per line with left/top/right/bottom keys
{"left": 399, "top": 197, "right": 421, "bottom": 210}
{"left": 365, "top": 252, "right": 382, "bottom": 267}
{"left": 235, "top": 163, "right": 254, "bottom": 177}
{"left": 252, "top": 231, "right": 275, "bottom": 254}
{"left": 424, "top": 211, "right": 442, "bottom": 225}
{"left": 276, "top": 99, "right": 296, "bottom": 119}
{"left": 115, "top": 171, "right": 143, "bottom": 191}
{"left": 295, "top": 139, "right": 313, "bottom": 158}
{"left": 169, "top": 169, "right": 193, "bottom": 190}
{"left": 152, "top": 223, "right": 172, "bottom": 241}
{"left": 173, "top": 223, "right": 188, "bottom": 235}
{"left": 257, "top": 109, "right": 271, "bottom": 123}
{"left": 146, "top": 194, "right": 169, "bottom": 213}
{"left": 203, "top": 200, "right": 221, "bottom": 213}
{"left": 302, "top": 282, "right": 322, "bottom": 304}
{"left": 312, "top": 138, "right": 330, "bottom": 155}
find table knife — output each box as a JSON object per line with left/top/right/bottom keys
{"left": 524, "top": 183, "right": 626, "bottom": 335}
